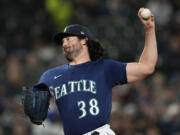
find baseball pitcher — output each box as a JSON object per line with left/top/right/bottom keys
{"left": 22, "top": 8, "right": 157, "bottom": 135}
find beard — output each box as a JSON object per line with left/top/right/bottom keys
{"left": 63, "top": 45, "right": 83, "bottom": 62}
{"left": 65, "top": 53, "right": 73, "bottom": 62}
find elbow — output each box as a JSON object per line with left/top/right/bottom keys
{"left": 145, "top": 66, "right": 155, "bottom": 75}
{"left": 148, "top": 67, "right": 155, "bottom": 75}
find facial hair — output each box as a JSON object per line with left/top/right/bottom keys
{"left": 64, "top": 44, "right": 83, "bottom": 62}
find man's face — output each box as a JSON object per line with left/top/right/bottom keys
{"left": 62, "top": 36, "right": 83, "bottom": 61}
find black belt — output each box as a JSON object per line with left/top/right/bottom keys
{"left": 91, "top": 131, "right": 99, "bottom": 135}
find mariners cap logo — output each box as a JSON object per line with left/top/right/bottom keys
{"left": 81, "top": 31, "right": 85, "bottom": 35}
{"left": 64, "top": 27, "right": 67, "bottom": 32}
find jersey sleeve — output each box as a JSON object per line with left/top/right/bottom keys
{"left": 104, "top": 59, "right": 127, "bottom": 88}
{"left": 38, "top": 71, "right": 48, "bottom": 84}
{"left": 33, "top": 71, "right": 49, "bottom": 91}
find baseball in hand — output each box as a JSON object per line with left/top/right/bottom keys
{"left": 141, "top": 8, "right": 151, "bottom": 19}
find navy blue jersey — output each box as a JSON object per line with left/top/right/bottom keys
{"left": 34, "top": 59, "right": 127, "bottom": 135}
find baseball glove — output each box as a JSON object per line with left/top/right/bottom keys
{"left": 22, "top": 83, "right": 50, "bottom": 125}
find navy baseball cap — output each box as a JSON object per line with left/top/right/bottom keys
{"left": 53, "top": 24, "right": 93, "bottom": 45}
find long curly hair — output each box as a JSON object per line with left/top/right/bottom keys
{"left": 86, "top": 39, "right": 107, "bottom": 61}
{"left": 78, "top": 36, "right": 107, "bottom": 61}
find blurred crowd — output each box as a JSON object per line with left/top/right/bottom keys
{"left": 0, "top": 0, "right": 179, "bottom": 135}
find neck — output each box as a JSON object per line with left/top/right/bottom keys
{"left": 70, "top": 49, "right": 91, "bottom": 65}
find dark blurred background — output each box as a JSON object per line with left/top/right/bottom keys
{"left": 0, "top": 0, "right": 180, "bottom": 135}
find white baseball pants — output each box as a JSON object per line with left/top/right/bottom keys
{"left": 83, "top": 124, "right": 115, "bottom": 135}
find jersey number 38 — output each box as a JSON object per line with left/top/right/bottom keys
{"left": 77, "top": 98, "right": 100, "bottom": 119}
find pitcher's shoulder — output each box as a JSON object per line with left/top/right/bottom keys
{"left": 42, "top": 64, "right": 68, "bottom": 76}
